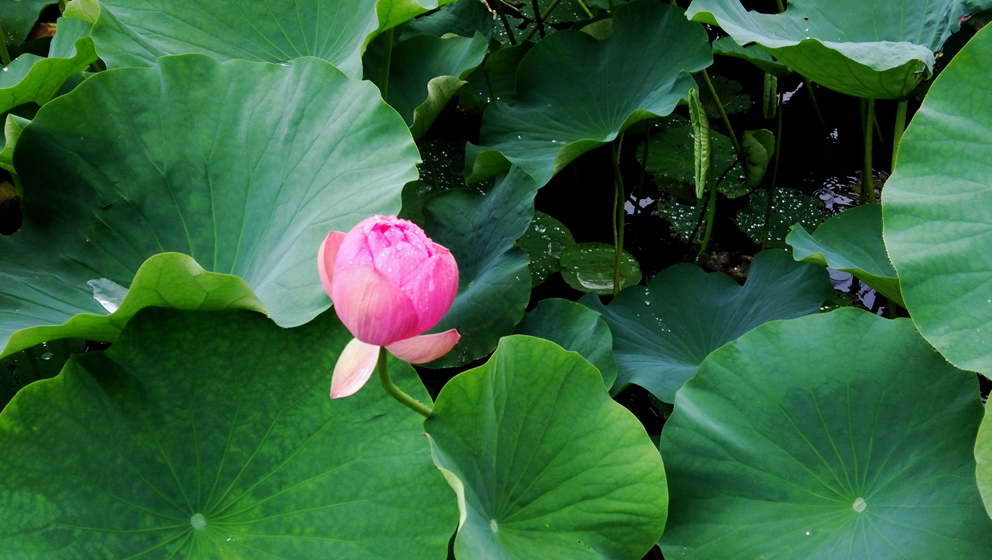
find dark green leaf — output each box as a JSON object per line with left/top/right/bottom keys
{"left": 514, "top": 297, "right": 617, "bottom": 386}
{"left": 560, "top": 242, "right": 642, "bottom": 295}
{"left": 581, "top": 249, "right": 832, "bottom": 401}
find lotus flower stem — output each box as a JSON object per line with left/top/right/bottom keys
{"left": 0, "top": 38, "right": 10, "bottom": 67}
{"left": 378, "top": 28, "right": 394, "bottom": 100}
{"left": 695, "top": 185, "right": 718, "bottom": 264}
{"left": 377, "top": 347, "right": 432, "bottom": 418}
{"left": 892, "top": 99, "right": 908, "bottom": 172}
{"left": 636, "top": 120, "right": 651, "bottom": 199}
{"left": 610, "top": 140, "right": 626, "bottom": 296}
{"left": 531, "top": 0, "right": 546, "bottom": 38}
{"left": 762, "top": 79, "right": 784, "bottom": 250}
{"left": 802, "top": 78, "right": 826, "bottom": 132}
{"left": 700, "top": 70, "right": 743, "bottom": 161}
{"left": 492, "top": 0, "right": 518, "bottom": 45}
{"left": 773, "top": 0, "right": 785, "bottom": 11}
{"left": 576, "top": 0, "right": 594, "bottom": 18}
{"left": 524, "top": 0, "right": 562, "bottom": 41}
{"left": 862, "top": 98, "right": 877, "bottom": 204}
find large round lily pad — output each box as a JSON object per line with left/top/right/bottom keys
{"left": 686, "top": 0, "right": 981, "bottom": 99}
{"left": 882, "top": 24, "right": 992, "bottom": 375}
{"left": 4, "top": 54, "right": 418, "bottom": 354}
{"left": 90, "top": 0, "right": 452, "bottom": 78}
{"left": 659, "top": 308, "right": 992, "bottom": 559}
{"left": 425, "top": 335, "right": 667, "bottom": 560}
{"left": 788, "top": 204, "right": 903, "bottom": 308}
{"left": 466, "top": 0, "right": 712, "bottom": 186}
{"left": 581, "top": 249, "right": 832, "bottom": 402}
{"left": 0, "top": 307, "right": 457, "bottom": 558}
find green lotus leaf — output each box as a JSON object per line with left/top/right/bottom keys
{"left": 711, "top": 35, "right": 789, "bottom": 77}
{"left": 737, "top": 187, "right": 825, "bottom": 248}
{"left": 0, "top": 18, "right": 97, "bottom": 115}
{"left": 3, "top": 55, "right": 419, "bottom": 355}
{"left": 62, "top": 0, "right": 100, "bottom": 24}
{"left": 978, "top": 402, "right": 992, "bottom": 519}
{"left": 788, "top": 204, "right": 903, "bottom": 308}
{"left": 639, "top": 114, "right": 750, "bottom": 200}
{"left": 366, "top": 32, "right": 488, "bottom": 139}
{"left": 424, "top": 335, "right": 667, "bottom": 560}
{"left": 466, "top": 0, "right": 712, "bottom": 185}
{"left": 515, "top": 210, "right": 575, "bottom": 287}
{"left": 882, "top": 24, "right": 992, "bottom": 375}
{"left": 699, "top": 74, "right": 751, "bottom": 119}
{"left": 0, "top": 0, "right": 53, "bottom": 45}
{"left": 0, "top": 113, "right": 27, "bottom": 174}
{"left": 657, "top": 196, "right": 704, "bottom": 241}
{"left": 3, "top": 253, "right": 268, "bottom": 359}
{"left": 560, "top": 242, "right": 642, "bottom": 295}
{"left": 0, "top": 307, "right": 457, "bottom": 558}
{"left": 465, "top": 41, "right": 534, "bottom": 108}
{"left": 741, "top": 128, "right": 774, "bottom": 186}
{"left": 0, "top": 339, "right": 87, "bottom": 412}
{"left": 581, "top": 249, "right": 832, "bottom": 402}
{"left": 686, "top": 0, "right": 980, "bottom": 99}
{"left": 514, "top": 297, "right": 618, "bottom": 387}
{"left": 89, "top": 0, "right": 453, "bottom": 78}
{"left": 401, "top": 0, "right": 494, "bottom": 40}
{"left": 521, "top": 0, "right": 597, "bottom": 25}
{"left": 420, "top": 166, "right": 536, "bottom": 368}
{"left": 659, "top": 308, "right": 992, "bottom": 558}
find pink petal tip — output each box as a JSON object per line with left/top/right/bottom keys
{"left": 385, "top": 329, "right": 461, "bottom": 364}
{"left": 330, "top": 338, "right": 381, "bottom": 399}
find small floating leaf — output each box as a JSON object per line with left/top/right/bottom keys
{"left": 515, "top": 211, "right": 576, "bottom": 287}
{"left": 560, "top": 242, "right": 642, "bottom": 295}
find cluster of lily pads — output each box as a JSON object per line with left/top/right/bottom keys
{"left": 2, "top": 0, "right": 992, "bottom": 558}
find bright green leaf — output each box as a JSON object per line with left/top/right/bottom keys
{"left": 686, "top": 0, "right": 977, "bottom": 99}
{"left": 3, "top": 253, "right": 268, "bottom": 358}
{"left": 659, "top": 308, "right": 992, "bottom": 558}
{"left": 466, "top": 0, "right": 712, "bottom": 185}
{"left": 883, "top": 24, "right": 992, "bottom": 375}
{"left": 977, "top": 402, "right": 992, "bottom": 519}
{"left": 514, "top": 297, "right": 618, "bottom": 387}
{"left": 0, "top": 113, "right": 27, "bottom": 174}
{"left": 788, "top": 204, "right": 903, "bottom": 307}
{"left": 425, "top": 335, "right": 667, "bottom": 560}
{"left": 3, "top": 55, "right": 419, "bottom": 354}
{"left": 0, "top": 307, "right": 457, "bottom": 558}
{"left": 581, "top": 249, "right": 832, "bottom": 401}
{"left": 420, "top": 167, "right": 536, "bottom": 367}
{"left": 0, "top": 18, "right": 97, "bottom": 115}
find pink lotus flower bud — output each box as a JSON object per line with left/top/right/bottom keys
{"left": 319, "top": 216, "right": 460, "bottom": 398}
